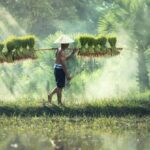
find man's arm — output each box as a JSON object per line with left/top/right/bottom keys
{"left": 66, "top": 48, "right": 78, "bottom": 61}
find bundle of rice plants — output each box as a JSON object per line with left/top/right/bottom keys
{"left": 94, "top": 44, "right": 101, "bottom": 53}
{"left": 6, "top": 39, "right": 15, "bottom": 53}
{"left": 20, "top": 37, "right": 28, "bottom": 49}
{"left": 13, "top": 38, "right": 23, "bottom": 59}
{"left": 96, "top": 36, "right": 108, "bottom": 54}
{"left": 78, "top": 35, "right": 88, "bottom": 48}
{"left": 6, "top": 38, "right": 15, "bottom": 61}
{"left": 77, "top": 35, "right": 96, "bottom": 55}
{"left": 20, "top": 35, "right": 36, "bottom": 58}
{"left": 77, "top": 35, "right": 87, "bottom": 55}
{"left": 0, "top": 42, "right": 4, "bottom": 52}
{"left": 108, "top": 36, "right": 117, "bottom": 56}
{"left": 6, "top": 36, "right": 26, "bottom": 61}
{"left": 26, "top": 35, "right": 35, "bottom": 49}
{"left": 108, "top": 37, "right": 117, "bottom": 48}
{"left": 19, "top": 37, "right": 30, "bottom": 59}
{"left": 85, "top": 36, "right": 95, "bottom": 47}
{"left": 0, "top": 42, "right": 5, "bottom": 62}
{"left": 86, "top": 35, "right": 95, "bottom": 53}
{"left": 96, "top": 36, "right": 107, "bottom": 49}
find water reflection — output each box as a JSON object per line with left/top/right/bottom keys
{"left": 0, "top": 132, "right": 150, "bottom": 150}
{"left": 50, "top": 136, "right": 64, "bottom": 150}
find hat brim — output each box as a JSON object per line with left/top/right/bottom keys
{"left": 54, "top": 35, "right": 74, "bottom": 44}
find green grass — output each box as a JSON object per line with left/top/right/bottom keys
{"left": 0, "top": 96, "right": 150, "bottom": 149}
{"left": 0, "top": 99, "right": 150, "bottom": 117}
{"left": 0, "top": 96, "right": 150, "bottom": 132}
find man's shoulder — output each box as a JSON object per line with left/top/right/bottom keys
{"left": 58, "top": 49, "right": 65, "bottom": 55}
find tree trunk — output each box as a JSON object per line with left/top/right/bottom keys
{"left": 137, "top": 45, "right": 150, "bottom": 92}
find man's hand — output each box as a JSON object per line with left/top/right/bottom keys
{"left": 72, "top": 48, "right": 78, "bottom": 54}
{"left": 66, "top": 74, "right": 72, "bottom": 81}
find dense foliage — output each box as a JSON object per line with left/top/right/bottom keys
{"left": 98, "top": 0, "right": 150, "bottom": 91}
{"left": 0, "top": 0, "right": 150, "bottom": 99}
{"left": 0, "top": 0, "right": 113, "bottom": 38}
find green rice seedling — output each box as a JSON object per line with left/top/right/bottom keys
{"left": 85, "top": 35, "right": 95, "bottom": 53}
{"left": 0, "top": 42, "right": 5, "bottom": 62}
{"left": 91, "top": 45, "right": 95, "bottom": 53}
{"left": 0, "top": 42, "right": 4, "bottom": 52}
{"left": 25, "top": 35, "right": 36, "bottom": 49}
{"left": 20, "top": 35, "right": 36, "bottom": 58}
{"left": 78, "top": 35, "right": 88, "bottom": 48}
{"left": 6, "top": 38, "right": 16, "bottom": 53}
{"left": 94, "top": 44, "right": 101, "bottom": 53}
{"left": 14, "top": 38, "right": 22, "bottom": 50}
{"left": 13, "top": 38, "right": 23, "bottom": 59}
{"left": 77, "top": 35, "right": 87, "bottom": 55}
{"left": 17, "top": 37, "right": 27, "bottom": 58}
{"left": 77, "top": 35, "right": 96, "bottom": 55}
{"left": 96, "top": 36, "right": 107, "bottom": 50}
{"left": 20, "top": 37, "right": 28, "bottom": 49}
{"left": 6, "top": 37, "right": 21, "bottom": 52}
{"left": 79, "top": 47, "right": 86, "bottom": 55}
{"left": 94, "top": 37, "right": 101, "bottom": 53}
{"left": 74, "top": 38, "right": 81, "bottom": 49}
{"left": 108, "top": 37, "right": 117, "bottom": 48}
{"left": 85, "top": 36, "right": 95, "bottom": 47}
{"left": 108, "top": 37, "right": 118, "bottom": 55}
{"left": 6, "top": 36, "right": 26, "bottom": 61}
{"left": 19, "top": 37, "right": 30, "bottom": 59}
{"left": 96, "top": 36, "right": 108, "bottom": 54}
{"left": 26, "top": 35, "right": 36, "bottom": 58}
{"left": 6, "top": 37, "right": 16, "bottom": 61}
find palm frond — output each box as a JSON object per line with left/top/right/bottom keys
{"left": 98, "top": 12, "right": 118, "bottom": 34}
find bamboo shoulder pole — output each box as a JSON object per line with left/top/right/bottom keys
{"left": 35, "top": 48, "right": 123, "bottom": 51}
{"left": 35, "top": 48, "right": 76, "bottom": 51}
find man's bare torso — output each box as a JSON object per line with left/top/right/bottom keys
{"left": 55, "top": 48, "right": 66, "bottom": 64}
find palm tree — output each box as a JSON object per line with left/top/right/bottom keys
{"left": 98, "top": 0, "right": 150, "bottom": 91}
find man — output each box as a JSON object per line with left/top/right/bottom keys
{"left": 48, "top": 35, "right": 77, "bottom": 105}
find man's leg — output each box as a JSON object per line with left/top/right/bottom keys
{"left": 57, "top": 87, "right": 63, "bottom": 105}
{"left": 48, "top": 87, "right": 57, "bottom": 103}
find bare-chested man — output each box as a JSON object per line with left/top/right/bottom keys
{"left": 48, "top": 36, "right": 77, "bottom": 105}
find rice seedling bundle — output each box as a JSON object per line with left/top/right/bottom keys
{"left": 0, "top": 35, "right": 36, "bottom": 63}
{"left": 77, "top": 34, "right": 122, "bottom": 57}
{"left": 0, "top": 34, "right": 122, "bottom": 63}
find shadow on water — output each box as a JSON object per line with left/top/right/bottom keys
{"left": 0, "top": 100, "right": 150, "bottom": 117}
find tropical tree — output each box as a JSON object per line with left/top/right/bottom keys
{"left": 0, "top": 0, "right": 113, "bottom": 38}
{"left": 98, "top": 0, "right": 150, "bottom": 91}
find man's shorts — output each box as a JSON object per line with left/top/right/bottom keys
{"left": 54, "top": 68, "right": 65, "bottom": 88}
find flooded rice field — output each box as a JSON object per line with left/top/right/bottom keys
{"left": 0, "top": 130, "right": 150, "bottom": 150}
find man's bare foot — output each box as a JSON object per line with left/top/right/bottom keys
{"left": 58, "top": 102, "right": 63, "bottom": 106}
{"left": 48, "top": 94, "right": 52, "bottom": 103}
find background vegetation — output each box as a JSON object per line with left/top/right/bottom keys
{"left": 0, "top": 1, "right": 150, "bottom": 149}
{"left": 0, "top": 0, "right": 150, "bottom": 100}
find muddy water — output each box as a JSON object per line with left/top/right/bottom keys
{"left": 0, "top": 131, "right": 150, "bottom": 150}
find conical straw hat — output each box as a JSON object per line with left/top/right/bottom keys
{"left": 54, "top": 34, "right": 74, "bottom": 44}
